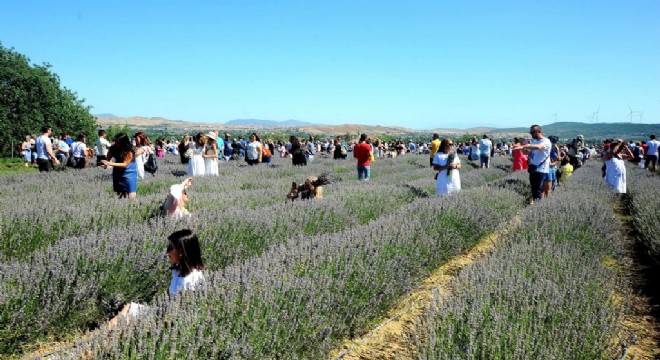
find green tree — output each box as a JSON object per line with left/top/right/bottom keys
{"left": 0, "top": 43, "right": 97, "bottom": 156}
{"left": 104, "top": 123, "right": 133, "bottom": 142}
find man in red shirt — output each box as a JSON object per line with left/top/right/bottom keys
{"left": 354, "top": 133, "right": 373, "bottom": 180}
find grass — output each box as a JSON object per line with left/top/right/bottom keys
{"left": 0, "top": 158, "right": 38, "bottom": 174}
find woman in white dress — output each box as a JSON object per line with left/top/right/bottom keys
{"left": 134, "top": 132, "right": 152, "bottom": 180}
{"left": 604, "top": 139, "right": 634, "bottom": 194}
{"left": 432, "top": 138, "right": 462, "bottom": 196}
{"left": 203, "top": 132, "right": 219, "bottom": 176}
{"left": 187, "top": 133, "right": 207, "bottom": 177}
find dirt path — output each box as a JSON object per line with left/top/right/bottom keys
{"left": 329, "top": 216, "right": 521, "bottom": 360}
{"left": 331, "top": 196, "right": 660, "bottom": 360}
{"left": 614, "top": 198, "right": 660, "bottom": 359}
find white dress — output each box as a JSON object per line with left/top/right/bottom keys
{"left": 204, "top": 145, "right": 219, "bottom": 176}
{"left": 187, "top": 143, "right": 206, "bottom": 177}
{"left": 433, "top": 152, "right": 461, "bottom": 195}
{"left": 605, "top": 156, "right": 626, "bottom": 193}
{"left": 135, "top": 146, "right": 151, "bottom": 180}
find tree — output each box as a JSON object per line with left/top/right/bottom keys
{"left": 0, "top": 43, "right": 97, "bottom": 156}
{"left": 104, "top": 124, "right": 133, "bottom": 142}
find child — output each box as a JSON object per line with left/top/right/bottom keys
{"left": 161, "top": 178, "right": 194, "bottom": 218}
{"left": 559, "top": 157, "right": 573, "bottom": 182}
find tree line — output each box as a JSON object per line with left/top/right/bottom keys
{"left": 0, "top": 42, "right": 97, "bottom": 156}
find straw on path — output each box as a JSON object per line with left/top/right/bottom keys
{"left": 330, "top": 215, "right": 522, "bottom": 360}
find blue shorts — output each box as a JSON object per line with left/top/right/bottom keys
{"left": 538, "top": 171, "right": 550, "bottom": 183}
{"left": 546, "top": 167, "right": 557, "bottom": 181}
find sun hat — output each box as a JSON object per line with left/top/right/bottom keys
{"left": 206, "top": 131, "right": 217, "bottom": 140}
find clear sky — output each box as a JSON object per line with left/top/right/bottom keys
{"left": 1, "top": 0, "right": 659, "bottom": 129}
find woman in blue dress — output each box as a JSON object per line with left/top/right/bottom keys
{"left": 101, "top": 132, "right": 139, "bottom": 199}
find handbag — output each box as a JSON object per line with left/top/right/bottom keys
{"left": 144, "top": 153, "right": 158, "bottom": 175}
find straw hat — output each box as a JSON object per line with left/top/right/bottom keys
{"left": 206, "top": 131, "right": 217, "bottom": 140}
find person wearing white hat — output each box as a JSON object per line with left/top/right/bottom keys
{"left": 203, "top": 132, "right": 219, "bottom": 176}
{"left": 161, "top": 177, "right": 193, "bottom": 218}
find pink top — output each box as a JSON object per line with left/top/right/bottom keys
{"left": 512, "top": 144, "right": 528, "bottom": 171}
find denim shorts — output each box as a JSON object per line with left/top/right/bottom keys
{"left": 480, "top": 153, "right": 490, "bottom": 165}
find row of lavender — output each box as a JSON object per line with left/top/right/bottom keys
{"left": 63, "top": 182, "right": 526, "bottom": 358}
{"left": 0, "top": 154, "right": 437, "bottom": 260}
{"left": 411, "top": 161, "right": 627, "bottom": 358}
{"left": 0, "top": 155, "right": 513, "bottom": 355}
{"left": 626, "top": 168, "right": 660, "bottom": 263}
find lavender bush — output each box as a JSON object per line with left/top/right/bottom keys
{"left": 0, "top": 153, "right": 519, "bottom": 356}
{"left": 626, "top": 167, "right": 660, "bottom": 262}
{"left": 412, "top": 162, "right": 626, "bottom": 359}
{"left": 66, "top": 186, "right": 525, "bottom": 359}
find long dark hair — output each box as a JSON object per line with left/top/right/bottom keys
{"left": 110, "top": 132, "right": 135, "bottom": 162}
{"left": 168, "top": 229, "right": 204, "bottom": 276}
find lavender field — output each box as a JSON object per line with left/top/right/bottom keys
{"left": 0, "top": 154, "right": 654, "bottom": 359}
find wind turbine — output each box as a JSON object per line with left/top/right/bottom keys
{"left": 638, "top": 110, "right": 644, "bottom": 123}
{"left": 587, "top": 108, "right": 600, "bottom": 123}
{"left": 594, "top": 107, "right": 600, "bottom": 123}
{"left": 586, "top": 113, "right": 594, "bottom": 123}
{"left": 551, "top": 111, "right": 558, "bottom": 122}
{"left": 626, "top": 105, "right": 642, "bottom": 123}
{"left": 626, "top": 106, "right": 633, "bottom": 122}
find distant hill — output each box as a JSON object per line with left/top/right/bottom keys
{"left": 492, "top": 122, "right": 660, "bottom": 141}
{"left": 94, "top": 116, "right": 659, "bottom": 141}
{"left": 225, "top": 119, "right": 316, "bottom": 127}
{"left": 94, "top": 113, "right": 119, "bottom": 118}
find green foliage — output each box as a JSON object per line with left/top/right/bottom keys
{"left": 0, "top": 42, "right": 97, "bottom": 155}
{"left": 103, "top": 123, "right": 134, "bottom": 142}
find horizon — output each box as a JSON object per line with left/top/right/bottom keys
{"left": 94, "top": 113, "right": 660, "bottom": 133}
{"left": 2, "top": 1, "right": 659, "bottom": 128}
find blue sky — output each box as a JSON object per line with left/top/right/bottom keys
{"left": 1, "top": 0, "right": 659, "bottom": 129}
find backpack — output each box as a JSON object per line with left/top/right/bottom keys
{"left": 144, "top": 153, "right": 158, "bottom": 175}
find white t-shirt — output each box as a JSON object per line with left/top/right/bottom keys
{"left": 168, "top": 268, "right": 205, "bottom": 296}
{"left": 127, "top": 267, "right": 204, "bottom": 317}
{"left": 529, "top": 137, "right": 552, "bottom": 173}
{"left": 478, "top": 139, "right": 492, "bottom": 154}
{"left": 72, "top": 141, "right": 88, "bottom": 158}
{"left": 246, "top": 141, "right": 261, "bottom": 160}
{"left": 95, "top": 138, "right": 111, "bottom": 156}
{"left": 646, "top": 139, "right": 660, "bottom": 156}
{"left": 57, "top": 140, "right": 70, "bottom": 153}
{"left": 36, "top": 135, "right": 52, "bottom": 160}
{"left": 433, "top": 152, "right": 461, "bottom": 195}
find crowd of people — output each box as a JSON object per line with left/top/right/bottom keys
{"left": 21, "top": 124, "right": 658, "bottom": 205}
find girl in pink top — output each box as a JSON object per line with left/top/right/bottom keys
{"left": 512, "top": 137, "right": 528, "bottom": 171}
